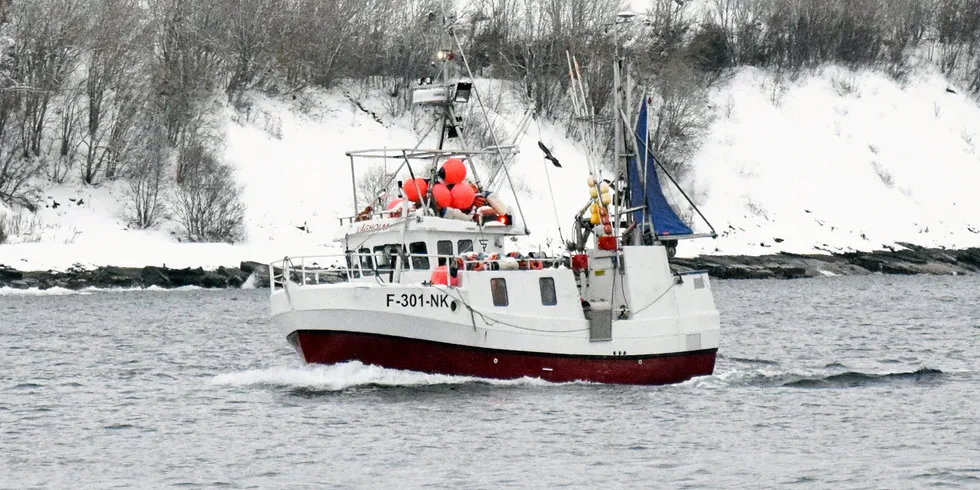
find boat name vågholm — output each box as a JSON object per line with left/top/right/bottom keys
{"left": 355, "top": 222, "right": 392, "bottom": 233}
{"left": 386, "top": 293, "right": 451, "bottom": 308}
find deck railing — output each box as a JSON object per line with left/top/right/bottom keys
{"left": 268, "top": 251, "right": 565, "bottom": 291}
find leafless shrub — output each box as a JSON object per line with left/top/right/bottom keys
{"left": 124, "top": 119, "right": 168, "bottom": 229}
{"left": 169, "top": 142, "right": 246, "bottom": 243}
{"left": 871, "top": 160, "right": 894, "bottom": 188}
{"left": 722, "top": 94, "right": 736, "bottom": 119}
{"left": 831, "top": 71, "right": 860, "bottom": 97}
{"left": 0, "top": 94, "right": 42, "bottom": 210}
{"left": 765, "top": 74, "right": 788, "bottom": 106}
{"left": 744, "top": 196, "right": 768, "bottom": 219}
{"left": 0, "top": 208, "right": 43, "bottom": 244}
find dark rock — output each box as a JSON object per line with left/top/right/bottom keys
{"left": 250, "top": 272, "right": 271, "bottom": 289}
{"left": 0, "top": 266, "right": 23, "bottom": 281}
{"left": 8, "top": 279, "right": 30, "bottom": 289}
{"left": 218, "top": 267, "right": 249, "bottom": 287}
{"left": 225, "top": 274, "right": 244, "bottom": 288}
{"left": 878, "top": 261, "right": 920, "bottom": 275}
{"left": 846, "top": 255, "right": 883, "bottom": 272}
{"left": 92, "top": 266, "right": 140, "bottom": 288}
{"left": 141, "top": 266, "right": 171, "bottom": 288}
{"left": 770, "top": 266, "right": 808, "bottom": 279}
{"left": 201, "top": 270, "right": 227, "bottom": 288}
{"left": 168, "top": 267, "right": 206, "bottom": 287}
{"left": 704, "top": 264, "right": 774, "bottom": 280}
{"left": 240, "top": 261, "right": 265, "bottom": 275}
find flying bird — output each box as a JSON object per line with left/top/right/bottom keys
{"left": 538, "top": 141, "right": 561, "bottom": 168}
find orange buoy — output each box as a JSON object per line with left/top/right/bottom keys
{"left": 402, "top": 178, "right": 428, "bottom": 202}
{"left": 431, "top": 265, "right": 459, "bottom": 286}
{"left": 432, "top": 183, "right": 452, "bottom": 208}
{"left": 451, "top": 181, "right": 476, "bottom": 209}
{"left": 441, "top": 158, "right": 467, "bottom": 185}
{"left": 387, "top": 198, "right": 405, "bottom": 217}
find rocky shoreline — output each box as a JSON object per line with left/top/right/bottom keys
{"left": 671, "top": 243, "right": 980, "bottom": 279}
{"left": 2, "top": 243, "right": 979, "bottom": 290}
{"left": 0, "top": 261, "right": 272, "bottom": 291}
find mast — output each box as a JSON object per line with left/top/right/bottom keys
{"left": 612, "top": 28, "right": 625, "bottom": 243}
{"left": 612, "top": 11, "right": 641, "bottom": 246}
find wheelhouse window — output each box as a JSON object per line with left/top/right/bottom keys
{"left": 358, "top": 247, "right": 373, "bottom": 276}
{"left": 457, "top": 239, "right": 474, "bottom": 254}
{"left": 409, "top": 241, "right": 430, "bottom": 270}
{"left": 346, "top": 252, "right": 361, "bottom": 278}
{"left": 373, "top": 244, "right": 402, "bottom": 274}
{"left": 437, "top": 240, "right": 453, "bottom": 266}
{"left": 539, "top": 277, "right": 557, "bottom": 306}
{"left": 490, "top": 278, "right": 508, "bottom": 307}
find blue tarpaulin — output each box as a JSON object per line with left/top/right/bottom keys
{"left": 628, "top": 99, "right": 693, "bottom": 237}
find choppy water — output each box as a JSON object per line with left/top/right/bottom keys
{"left": 2, "top": 275, "right": 979, "bottom": 489}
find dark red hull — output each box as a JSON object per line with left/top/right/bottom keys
{"left": 289, "top": 330, "right": 716, "bottom": 385}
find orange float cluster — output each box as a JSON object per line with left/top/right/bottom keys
{"left": 394, "top": 157, "right": 509, "bottom": 223}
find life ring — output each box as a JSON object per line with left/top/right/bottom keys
{"left": 461, "top": 252, "right": 479, "bottom": 270}
{"left": 485, "top": 253, "right": 500, "bottom": 271}
{"left": 530, "top": 260, "right": 543, "bottom": 270}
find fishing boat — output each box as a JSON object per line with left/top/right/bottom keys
{"left": 268, "top": 11, "right": 720, "bottom": 385}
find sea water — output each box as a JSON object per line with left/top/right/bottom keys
{"left": 1, "top": 275, "right": 978, "bottom": 489}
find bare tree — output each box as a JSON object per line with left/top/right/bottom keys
{"left": 81, "top": 0, "right": 150, "bottom": 184}
{"left": 646, "top": 57, "right": 712, "bottom": 181}
{"left": 218, "top": 0, "right": 285, "bottom": 96}
{"left": 125, "top": 117, "right": 167, "bottom": 229}
{"left": 50, "top": 77, "right": 84, "bottom": 183}
{"left": 356, "top": 164, "right": 398, "bottom": 211}
{"left": 9, "top": 0, "right": 86, "bottom": 160}
{"left": 149, "top": 0, "right": 225, "bottom": 149}
{"left": 169, "top": 140, "right": 246, "bottom": 243}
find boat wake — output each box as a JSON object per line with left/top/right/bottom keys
{"left": 210, "top": 362, "right": 559, "bottom": 392}
{"left": 682, "top": 364, "right": 947, "bottom": 390}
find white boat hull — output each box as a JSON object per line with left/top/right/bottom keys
{"left": 270, "top": 252, "right": 720, "bottom": 385}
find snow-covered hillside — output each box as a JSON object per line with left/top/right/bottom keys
{"left": 681, "top": 66, "right": 980, "bottom": 258}
{"left": 3, "top": 66, "right": 980, "bottom": 271}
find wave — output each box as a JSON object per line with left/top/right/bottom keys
{"left": 724, "top": 356, "right": 780, "bottom": 366}
{"left": 0, "top": 286, "right": 90, "bottom": 296}
{"left": 680, "top": 366, "right": 946, "bottom": 389}
{"left": 210, "top": 362, "right": 558, "bottom": 392}
{"left": 0, "top": 285, "right": 207, "bottom": 296}
{"left": 782, "top": 368, "right": 945, "bottom": 388}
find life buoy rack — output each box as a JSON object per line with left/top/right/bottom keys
{"left": 457, "top": 252, "right": 546, "bottom": 271}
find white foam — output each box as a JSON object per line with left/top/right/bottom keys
{"left": 210, "top": 361, "right": 556, "bottom": 391}
{"left": 0, "top": 284, "right": 211, "bottom": 296}
{"left": 0, "top": 286, "right": 90, "bottom": 296}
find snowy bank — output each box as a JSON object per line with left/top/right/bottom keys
{"left": 3, "top": 66, "right": 980, "bottom": 274}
